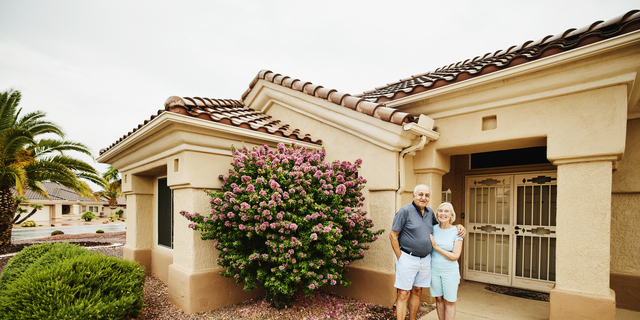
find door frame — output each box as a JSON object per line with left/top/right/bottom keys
{"left": 462, "top": 170, "right": 557, "bottom": 292}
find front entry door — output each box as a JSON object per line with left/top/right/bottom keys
{"left": 464, "top": 172, "right": 557, "bottom": 292}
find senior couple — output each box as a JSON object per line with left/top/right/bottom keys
{"left": 390, "top": 184, "right": 465, "bottom": 320}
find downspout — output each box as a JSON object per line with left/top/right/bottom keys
{"left": 396, "top": 135, "right": 427, "bottom": 211}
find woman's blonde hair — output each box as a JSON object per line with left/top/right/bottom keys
{"left": 435, "top": 202, "right": 456, "bottom": 224}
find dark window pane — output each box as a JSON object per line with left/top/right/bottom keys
{"left": 471, "top": 146, "right": 549, "bottom": 169}
{"left": 158, "top": 178, "right": 173, "bottom": 248}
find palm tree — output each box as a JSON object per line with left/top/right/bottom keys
{"left": 95, "top": 166, "right": 122, "bottom": 211}
{"left": 0, "top": 89, "right": 102, "bottom": 245}
{"left": 14, "top": 202, "right": 45, "bottom": 225}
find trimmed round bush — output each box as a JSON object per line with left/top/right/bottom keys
{"left": 0, "top": 254, "right": 146, "bottom": 319}
{"left": 81, "top": 211, "right": 95, "bottom": 221}
{"left": 0, "top": 243, "right": 91, "bottom": 293}
{"left": 20, "top": 220, "right": 36, "bottom": 227}
{"left": 96, "top": 229, "right": 104, "bottom": 233}
{"left": 50, "top": 230, "right": 64, "bottom": 236}
{"left": 0, "top": 243, "right": 55, "bottom": 292}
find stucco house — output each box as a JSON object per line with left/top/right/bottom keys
{"left": 12, "top": 182, "right": 109, "bottom": 223}
{"left": 97, "top": 10, "right": 640, "bottom": 320}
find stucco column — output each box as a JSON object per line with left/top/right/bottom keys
{"left": 52, "top": 203, "right": 63, "bottom": 221}
{"left": 122, "top": 174, "right": 154, "bottom": 273}
{"left": 412, "top": 145, "right": 450, "bottom": 304}
{"left": 413, "top": 144, "right": 451, "bottom": 209}
{"left": 170, "top": 187, "right": 217, "bottom": 272}
{"left": 166, "top": 152, "right": 261, "bottom": 314}
{"left": 550, "top": 158, "right": 616, "bottom": 320}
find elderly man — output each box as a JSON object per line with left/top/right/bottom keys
{"left": 389, "top": 184, "right": 465, "bottom": 320}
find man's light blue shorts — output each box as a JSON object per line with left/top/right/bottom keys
{"left": 394, "top": 253, "right": 431, "bottom": 290}
{"left": 429, "top": 267, "right": 460, "bottom": 302}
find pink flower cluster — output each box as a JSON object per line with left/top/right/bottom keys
{"left": 180, "top": 143, "right": 384, "bottom": 307}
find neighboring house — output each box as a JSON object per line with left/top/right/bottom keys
{"left": 97, "top": 10, "right": 640, "bottom": 320}
{"left": 100, "top": 196, "right": 127, "bottom": 218}
{"left": 11, "top": 182, "right": 107, "bottom": 222}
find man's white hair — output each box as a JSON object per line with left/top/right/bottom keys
{"left": 413, "top": 184, "right": 430, "bottom": 195}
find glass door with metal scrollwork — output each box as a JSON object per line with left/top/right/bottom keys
{"left": 464, "top": 172, "right": 557, "bottom": 293}
{"left": 513, "top": 173, "right": 557, "bottom": 292}
{"left": 464, "top": 175, "right": 512, "bottom": 286}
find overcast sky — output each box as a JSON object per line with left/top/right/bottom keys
{"left": 1, "top": 0, "right": 637, "bottom": 190}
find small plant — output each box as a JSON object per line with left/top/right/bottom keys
{"left": 0, "top": 247, "right": 146, "bottom": 319}
{"left": 96, "top": 229, "right": 104, "bottom": 233}
{"left": 50, "top": 230, "right": 64, "bottom": 236}
{"left": 181, "top": 143, "right": 383, "bottom": 308}
{"left": 82, "top": 211, "right": 96, "bottom": 222}
{"left": 20, "top": 220, "right": 36, "bottom": 227}
{"left": 115, "top": 209, "right": 123, "bottom": 217}
{"left": 108, "top": 216, "right": 117, "bottom": 222}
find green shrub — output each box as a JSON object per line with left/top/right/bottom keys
{"left": 0, "top": 254, "right": 146, "bottom": 319}
{"left": 81, "top": 211, "right": 95, "bottom": 221}
{"left": 0, "top": 243, "right": 56, "bottom": 293}
{"left": 108, "top": 216, "right": 116, "bottom": 222}
{"left": 20, "top": 220, "right": 36, "bottom": 227}
{"left": 115, "top": 209, "right": 123, "bottom": 217}
{"left": 96, "top": 229, "right": 104, "bottom": 233}
{"left": 0, "top": 243, "right": 91, "bottom": 294}
{"left": 180, "top": 143, "right": 383, "bottom": 308}
{"left": 51, "top": 230, "right": 64, "bottom": 236}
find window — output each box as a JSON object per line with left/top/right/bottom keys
{"left": 88, "top": 206, "right": 99, "bottom": 213}
{"left": 442, "top": 189, "right": 452, "bottom": 203}
{"left": 157, "top": 177, "right": 174, "bottom": 249}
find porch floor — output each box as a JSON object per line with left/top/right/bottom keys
{"left": 418, "top": 280, "right": 640, "bottom": 320}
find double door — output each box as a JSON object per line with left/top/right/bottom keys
{"left": 464, "top": 172, "right": 556, "bottom": 292}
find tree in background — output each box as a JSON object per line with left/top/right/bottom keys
{"left": 0, "top": 89, "right": 102, "bottom": 245}
{"left": 95, "top": 166, "right": 122, "bottom": 211}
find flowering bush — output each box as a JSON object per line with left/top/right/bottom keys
{"left": 180, "top": 143, "right": 383, "bottom": 308}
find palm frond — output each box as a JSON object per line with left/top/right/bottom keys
{"left": 0, "top": 90, "right": 21, "bottom": 130}
{"left": 102, "top": 166, "right": 121, "bottom": 184}
{"left": 0, "top": 164, "right": 27, "bottom": 194}
{"left": 29, "top": 139, "right": 93, "bottom": 157}
{"left": 0, "top": 128, "right": 35, "bottom": 159}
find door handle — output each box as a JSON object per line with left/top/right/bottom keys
{"left": 514, "top": 226, "right": 521, "bottom": 230}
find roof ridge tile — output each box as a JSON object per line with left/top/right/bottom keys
{"left": 356, "top": 10, "right": 640, "bottom": 103}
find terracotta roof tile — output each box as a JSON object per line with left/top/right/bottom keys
{"left": 357, "top": 10, "right": 640, "bottom": 103}
{"left": 241, "top": 70, "right": 416, "bottom": 125}
{"left": 99, "top": 96, "right": 321, "bottom": 155}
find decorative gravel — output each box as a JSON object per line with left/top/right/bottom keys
{"left": 0, "top": 231, "right": 435, "bottom": 319}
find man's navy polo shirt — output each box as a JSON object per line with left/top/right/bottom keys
{"left": 392, "top": 202, "right": 438, "bottom": 257}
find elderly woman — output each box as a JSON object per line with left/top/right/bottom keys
{"left": 429, "top": 202, "right": 463, "bottom": 320}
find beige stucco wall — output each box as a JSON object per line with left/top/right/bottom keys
{"left": 259, "top": 100, "right": 416, "bottom": 273}
{"left": 172, "top": 187, "right": 219, "bottom": 272}
{"left": 611, "top": 193, "right": 640, "bottom": 276}
{"left": 419, "top": 85, "right": 626, "bottom": 160}
{"left": 611, "top": 119, "right": 640, "bottom": 277}
{"left": 556, "top": 161, "right": 613, "bottom": 296}
{"left": 613, "top": 119, "right": 640, "bottom": 192}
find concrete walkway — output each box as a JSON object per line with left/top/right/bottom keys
{"left": 419, "top": 280, "right": 640, "bottom": 320}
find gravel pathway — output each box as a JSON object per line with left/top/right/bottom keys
{"left": 1, "top": 232, "right": 434, "bottom": 319}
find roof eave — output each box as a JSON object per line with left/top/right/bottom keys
{"left": 385, "top": 29, "right": 640, "bottom": 110}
